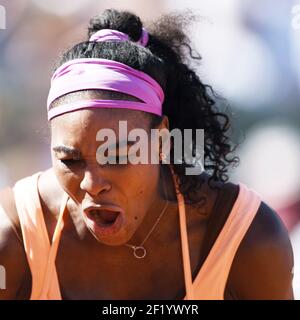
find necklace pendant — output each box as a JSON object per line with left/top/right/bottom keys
{"left": 133, "top": 246, "right": 146, "bottom": 259}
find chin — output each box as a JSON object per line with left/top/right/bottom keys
{"left": 89, "top": 229, "right": 129, "bottom": 247}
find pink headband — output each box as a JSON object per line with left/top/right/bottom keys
{"left": 47, "top": 28, "right": 163, "bottom": 121}
{"left": 89, "top": 28, "right": 149, "bottom": 46}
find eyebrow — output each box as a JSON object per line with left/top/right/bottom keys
{"left": 52, "top": 141, "right": 136, "bottom": 156}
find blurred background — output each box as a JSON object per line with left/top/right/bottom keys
{"left": 0, "top": 0, "right": 299, "bottom": 298}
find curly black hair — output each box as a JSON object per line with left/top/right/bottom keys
{"left": 50, "top": 9, "right": 240, "bottom": 206}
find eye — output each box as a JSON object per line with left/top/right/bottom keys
{"left": 60, "top": 158, "right": 82, "bottom": 166}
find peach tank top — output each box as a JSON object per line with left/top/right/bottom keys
{"left": 12, "top": 170, "right": 261, "bottom": 300}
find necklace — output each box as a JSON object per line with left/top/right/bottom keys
{"left": 124, "top": 175, "right": 169, "bottom": 259}
{"left": 124, "top": 200, "right": 169, "bottom": 259}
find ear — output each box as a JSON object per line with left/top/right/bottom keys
{"left": 157, "top": 116, "right": 171, "bottom": 163}
{"left": 157, "top": 115, "right": 169, "bottom": 131}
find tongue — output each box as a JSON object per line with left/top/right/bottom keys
{"left": 92, "top": 210, "right": 119, "bottom": 224}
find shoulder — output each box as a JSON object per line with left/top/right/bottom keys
{"left": 0, "top": 193, "right": 30, "bottom": 299}
{"left": 0, "top": 168, "right": 62, "bottom": 299}
{"left": 226, "top": 197, "right": 294, "bottom": 299}
{"left": 0, "top": 169, "right": 55, "bottom": 240}
{"left": 0, "top": 169, "right": 60, "bottom": 299}
{"left": 37, "top": 167, "right": 66, "bottom": 219}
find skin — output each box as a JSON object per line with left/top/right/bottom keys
{"left": 0, "top": 95, "right": 295, "bottom": 299}
{"left": 50, "top": 107, "right": 166, "bottom": 247}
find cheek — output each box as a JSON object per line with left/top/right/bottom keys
{"left": 127, "top": 165, "right": 160, "bottom": 207}
{"left": 52, "top": 158, "right": 82, "bottom": 199}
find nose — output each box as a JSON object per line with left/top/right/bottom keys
{"left": 80, "top": 167, "right": 111, "bottom": 196}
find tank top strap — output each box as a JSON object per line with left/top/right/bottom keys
{"left": 196, "top": 181, "right": 240, "bottom": 277}
{"left": 41, "top": 191, "right": 68, "bottom": 299}
{"left": 169, "top": 165, "right": 195, "bottom": 300}
{"left": 13, "top": 172, "right": 68, "bottom": 300}
{"left": 192, "top": 183, "right": 262, "bottom": 299}
{"left": 13, "top": 172, "right": 49, "bottom": 299}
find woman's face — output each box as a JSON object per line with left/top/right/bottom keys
{"left": 50, "top": 105, "right": 168, "bottom": 246}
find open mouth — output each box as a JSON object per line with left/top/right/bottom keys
{"left": 87, "top": 209, "right": 120, "bottom": 226}
{"left": 82, "top": 203, "right": 125, "bottom": 236}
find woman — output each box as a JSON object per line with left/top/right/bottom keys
{"left": 0, "top": 9, "right": 294, "bottom": 300}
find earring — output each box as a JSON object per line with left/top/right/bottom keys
{"left": 159, "top": 152, "right": 168, "bottom": 163}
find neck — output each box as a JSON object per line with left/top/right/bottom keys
{"left": 124, "top": 165, "right": 179, "bottom": 249}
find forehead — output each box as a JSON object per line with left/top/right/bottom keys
{"left": 50, "top": 108, "right": 150, "bottom": 146}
